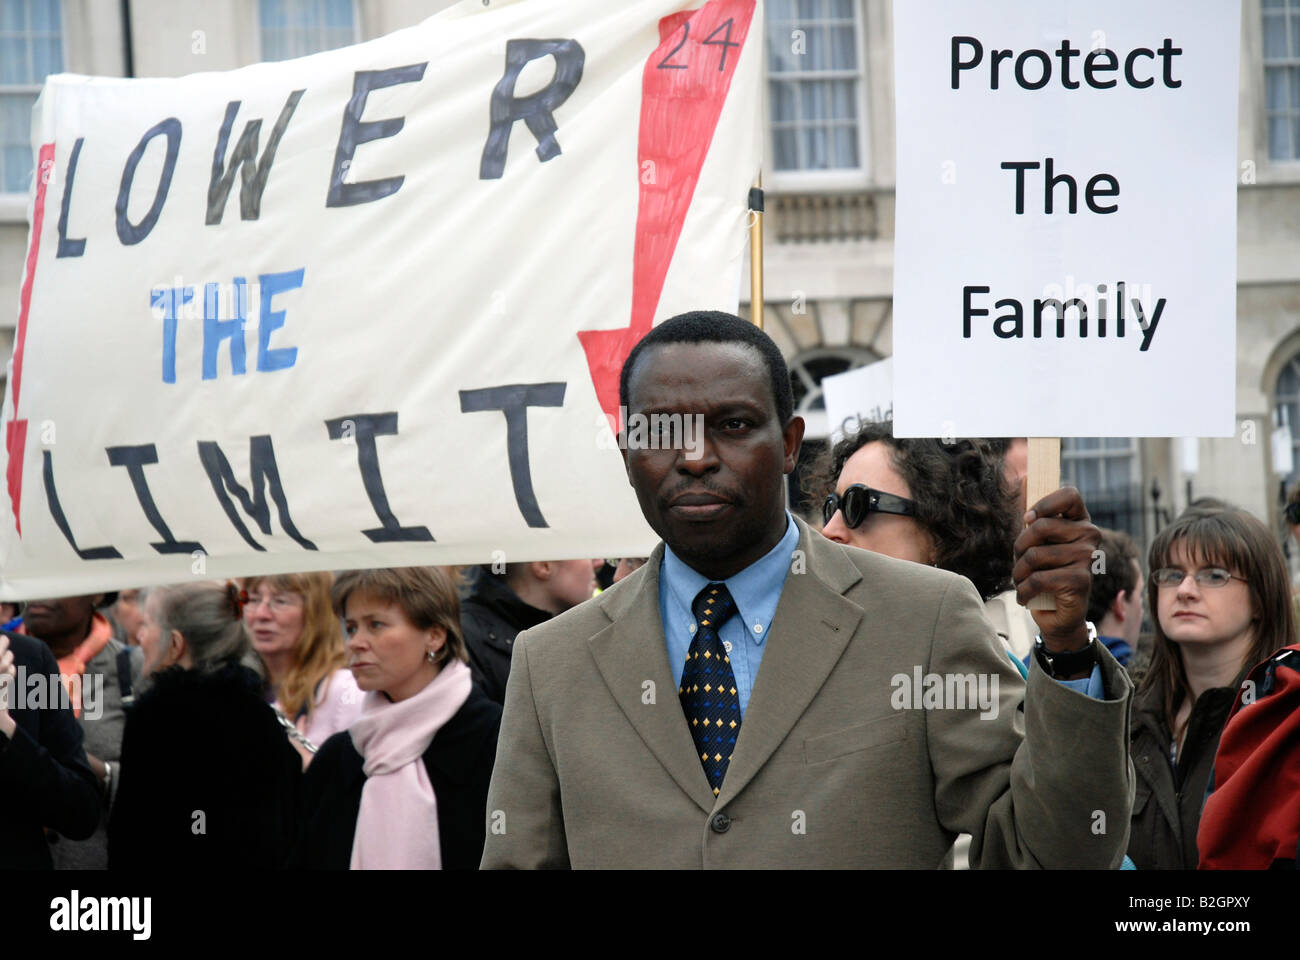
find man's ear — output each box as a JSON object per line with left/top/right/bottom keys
{"left": 1111, "top": 590, "right": 1128, "bottom": 622}
{"left": 529, "top": 561, "right": 552, "bottom": 582}
{"left": 782, "top": 416, "right": 806, "bottom": 474}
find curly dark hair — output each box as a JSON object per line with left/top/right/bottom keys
{"left": 803, "top": 420, "right": 1020, "bottom": 600}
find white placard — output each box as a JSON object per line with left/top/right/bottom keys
{"left": 0, "top": 0, "right": 763, "bottom": 598}
{"left": 893, "top": 0, "right": 1239, "bottom": 438}
{"left": 821, "top": 357, "right": 894, "bottom": 444}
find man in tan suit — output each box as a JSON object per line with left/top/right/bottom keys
{"left": 482, "top": 312, "right": 1133, "bottom": 868}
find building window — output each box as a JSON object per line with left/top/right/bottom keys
{"left": 1, "top": 0, "right": 63, "bottom": 195}
{"left": 766, "top": 0, "right": 865, "bottom": 177}
{"left": 1062, "top": 437, "right": 1144, "bottom": 540}
{"left": 1264, "top": 0, "right": 1300, "bottom": 161}
{"left": 260, "top": 0, "right": 358, "bottom": 62}
{"left": 1276, "top": 351, "right": 1300, "bottom": 489}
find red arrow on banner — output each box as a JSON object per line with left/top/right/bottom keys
{"left": 6, "top": 142, "right": 56, "bottom": 536}
{"left": 578, "top": 0, "right": 756, "bottom": 431}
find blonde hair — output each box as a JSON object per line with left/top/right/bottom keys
{"left": 244, "top": 571, "right": 346, "bottom": 721}
{"left": 331, "top": 566, "right": 468, "bottom": 669}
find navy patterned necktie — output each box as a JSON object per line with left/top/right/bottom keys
{"left": 679, "top": 582, "right": 742, "bottom": 797}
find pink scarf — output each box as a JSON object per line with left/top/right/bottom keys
{"left": 347, "top": 659, "right": 472, "bottom": 870}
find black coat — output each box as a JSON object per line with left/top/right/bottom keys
{"left": 108, "top": 661, "right": 302, "bottom": 869}
{"left": 1127, "top": 669, "right": 1244, "bottom": 870}
{"left": 460, "top": 567, "right": 552, "bottom": 704}
{"left": 291, "top": 684, "right": 501, "bottom": 869}
{"left": 0, "top": 631, "right": 101, "bottom": 868}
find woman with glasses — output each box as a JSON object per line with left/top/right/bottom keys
{"left": 243, "top": 572, "right": 361, "bottom": 764}
{"left": 809, "top": 420, "right": 1038, "bottom": 658}
{"left": 1126, "top": 504, "right": 1295, "bottom": 869}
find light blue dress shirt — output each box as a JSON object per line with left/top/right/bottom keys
{"left": 659, "top": 513, "right": 800, "bottom": 717}
{"left": 658, "top": 512, "right": 1107, "bottom": 711}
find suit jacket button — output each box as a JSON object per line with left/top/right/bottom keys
{"left": 710, "top": 813, "right": 731, "bottom": 834}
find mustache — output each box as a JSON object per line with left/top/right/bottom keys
{"left": 663, "top": 482, "right": 741, "bottom": 503}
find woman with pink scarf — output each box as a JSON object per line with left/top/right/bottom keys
{"left": 292, "top": 566, "right": 501, "bottom": 869}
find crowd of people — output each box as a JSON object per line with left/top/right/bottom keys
{"left": 1, "top": 311, "right": 1298, "bottom": 869}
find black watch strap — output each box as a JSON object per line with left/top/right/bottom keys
{"left": 1034, "top": 637, "right": 1098, "bottom": 679}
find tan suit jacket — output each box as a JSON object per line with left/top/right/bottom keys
{"left": 482, "top": 517, "right": 1134, "bottom": 868}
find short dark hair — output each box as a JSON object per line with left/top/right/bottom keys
{"left": 618, "top": 311, "right": 794, "bottom": 425}
{"left": 805, "top": 420, "right": 1019, "bottom": 600}
{"left": 1087, "top": 527, "right": 1140, "bottom": 625}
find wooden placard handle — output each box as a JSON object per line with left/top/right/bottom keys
{"left": 1025, "top": 437, "right": 1060, "bottom": 611}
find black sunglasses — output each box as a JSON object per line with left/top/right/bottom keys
{"left": 1287, "top": 502, "right": 1300, "bottom": 525}
{"left": 822, "top": 484, "right": 917, "bottom": 529}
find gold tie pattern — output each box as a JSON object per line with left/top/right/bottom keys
{"left": 679, "top": 583, "right": 741, "bottom": 797}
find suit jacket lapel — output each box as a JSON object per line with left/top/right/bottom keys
{"left": 587, "top": 542, "right": 716, "bottom": 813}
{"left": 716, "top": 518, "right": 864, "bottom": 807}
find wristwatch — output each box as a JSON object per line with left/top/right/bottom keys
{"left": 1033, "top": 621, "right": 1099, "bottom": 679}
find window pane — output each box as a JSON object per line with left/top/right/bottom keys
{"left": 261, "top": 0, "right": 287, "bottom": 29}
{"left": 1293, "top": 14, "right": 1300, "bottom": 56}
{"left": 1, "top": 0, "right": 27, "bottom": 33}
{"left": 31, "top": 0, "right": 58, "bottom": 33}
{"left": 1072, "top": 437, "right": 1101, "bottom": 451}
{"left": 1072, "top": 458, "right": 1101, "bottom": 494}
{"left": 769, "top": 0, "right": 796, "bottom": 21}
{"left": 325, "top": 0, "right": 352, "bottom": 29}
{"left": 1267, "top": 66, "right": 1288, "bottom": 110}
{"left": 770, "top": 80, "right": 797, "bottom": 122}
{"left": 1103, "top": 437, "right": 1131, "bottom": 450}
{"left": 803, "top": 125, "right": 828, "bottom": 169}
{"left": 801, "top": 80, "right": 827, "bottom": 120}
{"left": 261, "top": 0, "right": 353, "bottom": 61}
{"left": 768, "top": 31, "right": 802, "bottom": 74}
{"left": 773, "top": 127, "right": 798, "bottom": 170}
{"left": 1262, "top": 0, "right": 1284, "bottom": 8}
{"left": 1270, "top": 114, "right": 1292, "bottom": 160}
{"left": 830, "top": 25, "right": 856, "bottom": 69}
{"left": 829, "top": 0, "right": 854, "bottom": 18}
{"left": 797, "top": 0, "right": 821, "bottom": 20}
{"left": 4, "top": 144, "right": 30, "bottom": 192}
{"left": 1, "top": 35, "right": 29, "bottom": 83}
{"left": 1280, "top": 359, "right": 1300, "bottom": 396}
{"left": 1263, "top": 14, "right": 1287, "bottom": 58}
{"left": 32, "top": 35, "right": 61, "bottom": 77}
{"left": 830, "top": 78, "right": 857, "bottom": 119}
{"left": 805, "top": 25, "right": 829, "bottom": 70}
{"left": 1292, "top": 67, "right": 1300, "bottom": 112}
{"left": 833, "top": 125, "right": 858, "bottom": 167}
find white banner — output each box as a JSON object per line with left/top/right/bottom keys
{"left": 893, "top": 0, "right": 1239, "bottom": 439}
{"left": 0, "top": 0, "right": 763, "bottom": 598}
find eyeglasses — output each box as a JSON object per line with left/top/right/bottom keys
{"left": 245, "top": 592, "right": 302, "bottom": 613}
{"left": 1150, "top": 567, "right": 1247, "bottom": 589}
{"left": 822, "top": 484, "right": 917, "bottom": 529}
{"left": 1286, "top": 502, "right": 1300, "bottom": 525}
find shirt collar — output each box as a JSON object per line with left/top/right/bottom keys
{"left": 662, "top": 513, "right": 799, "bottom": 645}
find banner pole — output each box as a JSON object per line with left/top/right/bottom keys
{"left": 749, "top": 173, "right": 764, "bottom": 330}
{"left": 1026, "top": 436, "right": 1061, "bottom": 611}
